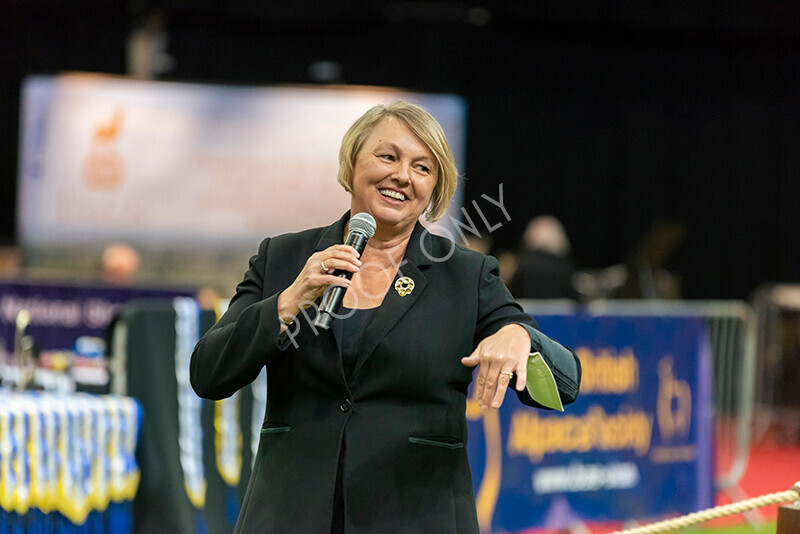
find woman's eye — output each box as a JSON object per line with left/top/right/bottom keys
{"left": 416, "top": 164, "right": 430, "bottom": 173}
{"left": 380, "top": 154, "right": 396, "bottom": 161}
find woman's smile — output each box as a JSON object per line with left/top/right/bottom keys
{"left": 378, "top": 188, "right": 407, "bottom": 202}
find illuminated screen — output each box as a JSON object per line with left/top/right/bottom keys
{"left": 17, "top": 74, "right": 467, "bottom": 256}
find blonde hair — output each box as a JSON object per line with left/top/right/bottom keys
{"left": 337, "top": 100, "right": 459, "bottom": 222}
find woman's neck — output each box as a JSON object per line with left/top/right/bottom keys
{"left": 361, "top": 235, "right": 409, "bottom": 268}
{"left": 346, "top": 219, "right": 415, "bottom": 262}
{"left": 342, "top": 224, "right": 414, "bottom": 308}
{"left": 370, "top": 226, "right": 413, "bottom": 249}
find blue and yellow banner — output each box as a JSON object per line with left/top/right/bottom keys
{"left": 0, "top": 391, "right": 141, "bottom": 533}
{"left": 467, "top": 314, "right": 713, "bottom": 531}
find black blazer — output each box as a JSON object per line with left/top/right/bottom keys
{"left": 190, "top": 212, "right": 580, "bottom": 534}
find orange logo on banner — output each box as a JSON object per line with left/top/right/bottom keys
{"left": 82, "top": 110, "right": 124, "bottom": 189}
{"left": 656, "top": 356, "right": 692, "bottom": 441}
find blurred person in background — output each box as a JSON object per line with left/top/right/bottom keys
{"left": 461, "top": 233, "right": 519, "bottom": 286}
{"left": 0, "top": 245, "right": 21, "bottom": 278}
{"left": 190, "top": 101, "right": 580, "bottom": 533}
{"left": 460, "top": 232, "right": 492, "bottom": 255}
{"left": 101, "top": 242, "right": 141, "bottom": 285}
{"left": 496, "top": 247, "right": 520, "bottom": 286}
{"left": 101, "top": 241, "right": 222, "bottom": 309}
{"left": 508, "top": 215, "right": 578, "bottom": 300}
{"left": 195, "top": 285, "right": 222, "bottom": 311}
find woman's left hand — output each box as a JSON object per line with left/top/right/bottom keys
{"left": 461, "top": 324, "right": 531, "bottom": 409}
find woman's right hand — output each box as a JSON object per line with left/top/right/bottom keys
{"left": 277, "top": 244, "right": 362, "bottom": 322}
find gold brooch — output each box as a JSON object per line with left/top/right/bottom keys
{"left": 394, "top": 276, "right": 415, "bottom": 297}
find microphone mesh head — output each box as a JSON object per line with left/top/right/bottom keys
{"left": 349, "top": 212, "right": 377, "bottom": 239}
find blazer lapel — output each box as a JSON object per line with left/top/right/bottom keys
{"left": 314, "top": 211, "right": 350, "bottom": 252}
{"left": 350, "top": 222, "right": 434, "bottom": 379}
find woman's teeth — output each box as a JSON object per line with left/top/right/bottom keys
{"left": 380, "top": 189, "right": 406, "bottom": 201}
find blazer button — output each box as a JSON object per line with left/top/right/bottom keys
{"left": 339, "top": 399, "right": 352, "bottom": 412}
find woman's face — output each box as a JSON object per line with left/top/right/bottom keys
{"left": 349, "top": 117, "right": 438, "bottom": 236}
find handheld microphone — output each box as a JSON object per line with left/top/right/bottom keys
{"left": 314, "top": 212, "right": 377, "bottom": 330}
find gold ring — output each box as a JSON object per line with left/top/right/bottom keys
{"left": 501, "top": 371, "right": 514, "bottom": 378}
{"left": 320, "top": 261, "right": 329, "bottom": 274}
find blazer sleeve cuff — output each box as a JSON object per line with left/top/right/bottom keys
{"left": 268, "top": 293, "right": 297, "bottom": 351}
{"left": 512, "top": 322, "right": 581, "bottom": 406}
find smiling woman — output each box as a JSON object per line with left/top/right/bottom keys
{"left": 189, "top": 100, "right": 581, "bottom": 533}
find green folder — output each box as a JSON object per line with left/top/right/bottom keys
{"left": 526, "top": 352, "right": 564, "bottom": 412}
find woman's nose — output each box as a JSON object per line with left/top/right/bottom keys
{"left": 393, "top": 161, "right": 412, "bottom": 185}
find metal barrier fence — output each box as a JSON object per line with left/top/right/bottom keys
{"left": 752, "top": 284, "right": 800, "bottom": 445}
{"left": 517, "top": 299, "right": 757, "bottom": 504}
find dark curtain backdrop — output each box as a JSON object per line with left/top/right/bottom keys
{"left": 2, "top": 1, "right": 798, "bottom": 299}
